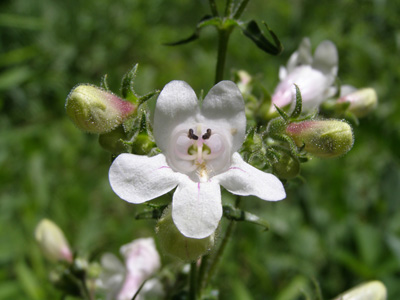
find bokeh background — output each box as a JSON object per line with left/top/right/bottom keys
{"left": 1, "top": 0, "right": 399, "bottom": 299}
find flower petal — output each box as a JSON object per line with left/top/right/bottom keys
{"left": 201, "top": 81, "right": 246, "bottom": 153}
{"left": 312, "top": 40, "right": 338, "bottom": 76}
{"left": 286, "top": 37, "right": 312, "bottom": 72}
{"left": 154, "top": 81, "right": 199, "bottom": 152}
{"left": 214, "top": 153, "right": 286, "bottom": 201}
{"left": 109, "top": 153, "right": 180, "bottom": 203}
{"left": 172, "top": 178, "right": 222, "bottom": 239}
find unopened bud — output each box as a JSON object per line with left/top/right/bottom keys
{"left": 235, "top": 70, "right": 252, "bottom": 94}
{"left": 156, "top": 207, "right": 214, "bottom": 261}
{"left": 286, "top": 120, "right": 354, "bottom": 158}
{"left": 131, "top": 133, "right": 156, "bottom": 155}
{"left": 66, "top": 84, "right": 136, "bottom": 134}
{"left": 272, "top": 149, "right": 300, "bottom": 179}
{"left": 333, "top": 280, "right": 387, "bottom": 300}
{"left": 338, "top": 88, "right": 377, "bottom": 118}
{"left": 98, "top": 126, "right": 129, "bottom": 154}
{"left": 35, "top": 219, "right": 73, "bottom": 263}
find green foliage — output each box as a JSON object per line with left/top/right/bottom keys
{"left": 1, "top": 0, "right": 399, "bottom": 299}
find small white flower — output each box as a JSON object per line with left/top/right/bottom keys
{"left": 109, "top": 80, "right": 286, "bottom": 239}
{"left": 271, "top": 38, "right": 338, "bottom": 112}
{"left": 98, "top": 238, "right": 162, "bottom": 300}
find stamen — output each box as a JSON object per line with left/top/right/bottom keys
{"left": 188, "top": 128, "right": 198, "bottom": 140}
{"left": 202, "top": 128, "right": 212, "bottom": 140}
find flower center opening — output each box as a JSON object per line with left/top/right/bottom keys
{"left": 168, "top": 124, "right": 231, "bottom": 182}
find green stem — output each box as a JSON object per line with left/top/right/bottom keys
{"left": 224, "top": 0, "right": 234, "bottom": 17}
{"left": 208, "top": 0, "right": 219, "bottom": 17}
{"left": 189, "top": 262, "right": 198, "bottom": 300}
{"left": 197, "top": 254, "right": 210, "bottom": 294}
{"left": 215, "top": 29, "right": 232, "bottom": 84}
{"left": 204, "top": 219, "right": 236, "bottom": 287}
{"left": 233, "top": 0, "right": 251, "bottom": 19}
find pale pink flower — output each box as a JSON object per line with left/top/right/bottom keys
{"left": 271, "top": 38, "right": 338, "bottom": 113}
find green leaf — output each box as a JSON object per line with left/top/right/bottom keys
{"left": 121, "top": 64, "right": 139, "bottom": 102}
{"left": 290, "top": 84, "right": 303, "bottom": 119}
{"left": 100, "top": 74, "right": 110, "bottom": 91}
{"left": 164, "top": 15, "right": 220, "bottom": 46}
{"left": 135, "top": 205, "right": 167, "bottom": 220}
{"left": 242, "top": 21, "right": 283, "bottom": 55}
{"left": 274, "top": 104, "right": 290, "bottom": 121}
{"left": 138, "top": 90, "right": 160, "bottom": 105}
{"left": 223, "top": 205, "right": 269, "bottom": 230}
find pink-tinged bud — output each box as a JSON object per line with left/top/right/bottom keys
{"left": 235, "top": 70, "right": 252, "bottom": 94}
{"left": 286, "top": 120, "right": 354, "bottom": 158}
{"left": 338, "top": 87, "right": 378, "bottom": 118}
{"left": 34, "top": 219, "right": 73, "bottom": 263}
{"left": 66, "top": 84, "right": 136, "bottom": 134}
{"left": 333, "top": 281, "right": 387, "bottom": 300}
{"left": 156, "top": 207, "right": 215, "bottom": 261}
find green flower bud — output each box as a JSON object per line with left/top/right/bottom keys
{"left": 272, "top": 149, "right": 300, "bottom": 179}
{"left": 131, "top": 133, "right": 156, "bottom": 155}
{"left": 156, "top": 207, "right": 215, "bottom": 261}
{"left": 66, "top": 84, "right": 137, "bottom": 134}
{"left": 338, "top": 88, "right": 378, "bottom": 118}
{"left": 333, "top": 280, "right": 387, "bottom": 300}
{"left": 98, "top": 126, "right": 129, "bottom": 154}
{"left": 286, "top": 120, "right": 354, "bottom": 158}
{"left": 35, "top": 219, "right": 73, "bottom": 263}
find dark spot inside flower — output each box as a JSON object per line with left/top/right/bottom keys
{"left": 202, "top": 129, "right": 211, "bottom": 140}
{"left": 188, "top": 129, "right": 198, "bottom": 140}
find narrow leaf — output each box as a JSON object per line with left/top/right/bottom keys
{"left": 223, "top": 206, "right": 269, "bottom": 230}
{"left": 242, "top": 20, "right": 283, "bottom": 55}
{"left": 100, "top": 74, "right": 110, "bottom": 91}
{"left": 121, "top": 64, "right": 139, "bottom": 101}
{"left": 274, "top": 104, "right": 290, "bottom": 121}
{"left": 290, "top": 84, "right": 303, "bottom": 119}
{"left": 135, "top": 205, "right": 167, "bottom": 220}
{"left": 164, "top": 15, "right": 219, "bottom": 46}
{"left": 138, "top": 90, "right": 160, "bottom": 105}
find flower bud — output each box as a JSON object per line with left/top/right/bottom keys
{"left": 235, "top": 70, "right": 252, "bottom": 95}
{"left": 333, "top": 280, "right": 387, "bottom": 300}
{"left": 286, "top": 120, "right": 354, "bottom": 158}
{"left": 35, "top": 219, "right": 73, "bottom": 263}
{"left": 131, "top": 133, "right": 156, "bottom": 155}
{"left": 66, "top": 84, "right": 137, "bottom": 134}
{"left": 272, "top": 149, "right": 300, "bottom": 179}
{"left": 338, "top": 87, "right": 378, "bottom": 118}
{"left": 156, "top": 207, "right": 215, "bottom": 261}
{"left": 98, "top": 126, "right": 129, "bottom": 154}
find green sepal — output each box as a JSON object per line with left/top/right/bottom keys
{"left": 100, "top": 74, "right": 110, "bottom": 91}
{"left": 223, "top": 205, "right": 269, "bottom": 231}
{"left": 138, "top": 90, "right": 160, "bottom": 105}
{"left": 242, "top": 21, "right": 283, "bottom": 55}
{"left": 274, "top": 104, "right": 290, "bottom": 121}
{"left": 121, "top": 64, "right": 139, "bottom": 102}
{"left": 135, "top": 204, "right": 168, "bottom": 220}
{"left": 290, "top": 84, "right": 303, "bottom": 119}
{"left": 164, "top": 15, "right": 220, "bottom": 46}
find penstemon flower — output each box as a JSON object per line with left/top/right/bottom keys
{"left": 109, "top": 80, "right": 286, "bottom": 239}
{"left": 271, "top": 38, "right": 338, "bottom": 113}
{"left": 98, "top": 238, "right": 162, "bottom": 300}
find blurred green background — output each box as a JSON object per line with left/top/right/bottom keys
{"left": 1, "top": 0, "right": 399, "bottom": 299}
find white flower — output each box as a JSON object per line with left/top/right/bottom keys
{"left": 98, "top": 238, "right": 162, "bottom": 300}
{"left": 109, "top": 80, "right": 286, "bottom": 239}
{"left": 271, "top": 38, "right": 338, "bottom": 112}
